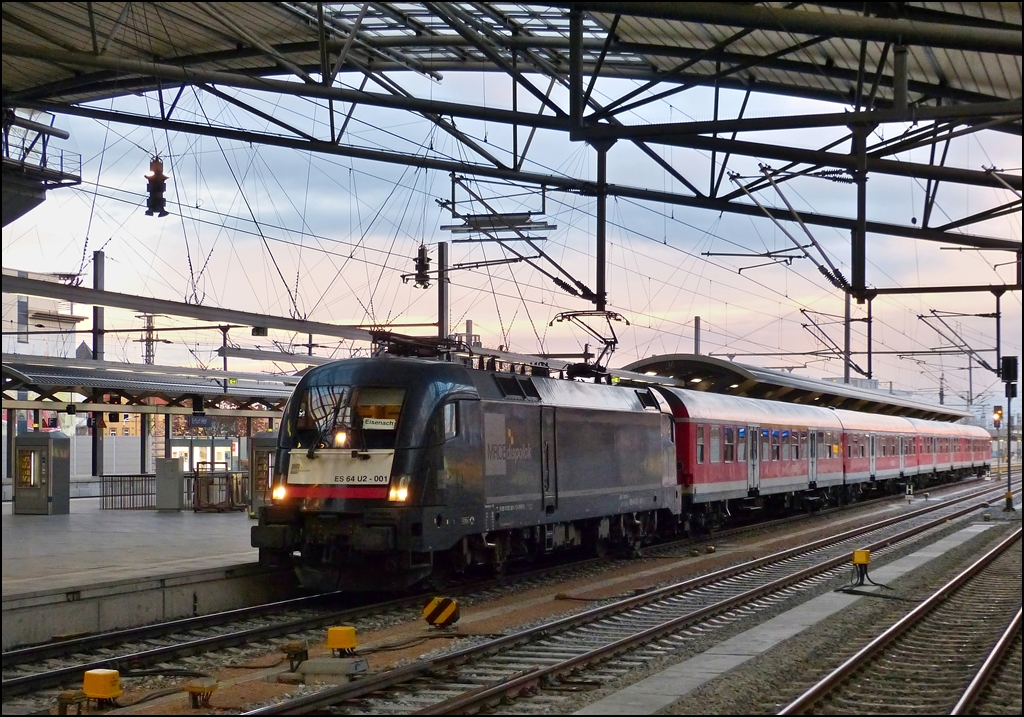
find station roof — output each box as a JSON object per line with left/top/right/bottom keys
{"left": 619, "top": 353, "right": 970, "bottom": 421}
{"left": 2, "top": 353, "right": 294, "bottom": 414}
{"left": 3, "top": 3, "right": 1020, "bottom": 125}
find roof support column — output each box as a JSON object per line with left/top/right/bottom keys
{"left": 850, "top": 123, "right": 874, "bottom": 302}
{"left": 569, "top": 6, "right": 583, "bottom": 132}
{"left": 844, "top": 290, "right": 852, "bottom": 384}
{"left": 437, "top": 241, "right": 449, "bottom": 341}
{"left": 893, "top": 45, "right": 908, "bottom": 111}
{"left": 594, "top": 139, "right": 615, "bottom": 310}
{"left": 92, "top": 250, "right": 104, "bottom": 479}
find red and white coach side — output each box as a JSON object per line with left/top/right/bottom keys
{"left": 656, "top": 388, "right": 844, "bottom": 503}
{"left": 654, "top": 387, "right": 991, "bottom": 517}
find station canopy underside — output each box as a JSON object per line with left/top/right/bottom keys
{"left": 3, "top": 1, "right": 1020, "bottom": 260}
{"left": 2, "top": 354, "right": 293, "bottom": 416}
{"left": 621, "top": 353, "right": 970, "bottom": 421}
{"left": 3, "top": 2, "right": 1020, "bottom": 112}
{"left": 1, "top": 2, "right": 1019, "bottom": 423}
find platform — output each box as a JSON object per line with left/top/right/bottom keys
{"left": 2, "top": 498, "right": 294, "bottom": 650}
{"left": 2, "top": 497, "right": 259, "bottom": 596}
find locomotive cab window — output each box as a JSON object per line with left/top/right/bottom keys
{"left": 290, "top": 385, "right": 404, "bottom": 451}
{"left": 441, "top": 402, "right": 458, "bottom": 441}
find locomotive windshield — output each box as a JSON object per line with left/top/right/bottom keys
{"left": 291, "top": 385, "right": 405, "bottom": 452}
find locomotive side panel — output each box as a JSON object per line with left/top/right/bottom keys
{"left": 555, "top": 406, "right": 676, "bottom": 518}
{"left": 480, "top": 401, "right": 544, "bottom": 523}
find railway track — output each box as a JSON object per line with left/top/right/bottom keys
{"left": 952, "top": 607, "right": 1022, "bottom": 716}
{"left": 5, "top": 477, "right": 976, "bottom": 707}
{"left": 245, "top": 481, "right": 1019, "bottom": 715}
{"left": 779, "top": 526, "right": 1021, "bottom": 715}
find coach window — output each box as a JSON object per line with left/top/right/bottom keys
{"left": 796, "top": 431, "right": 804, "bottom": 460}
{"left": 861, "top": 436, "right": 867, "bottom": 458}
{"left": 761, "top": 429, "right": 771, "bottom": 462}
{"left": 781, "top": 430, "right": 791, "bottom": 460}
{"left": 737, "top": 428, "right": 747, "bottom": 462}
{"left": 724, "top": 427, "right": 735, "bottom": 462}
{"left": 696, "top": 425, "right": 705, "bottom": 464}
{"left": 771, "top": 430, "right": 781, "bottom": 461}
{"left": 847, "top": 435, "right": 853, "bottom": 458}
{"left": 710, "top": 425, "right": 721, "bottom": 463}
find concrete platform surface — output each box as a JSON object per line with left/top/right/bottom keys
{"left": 2, "top": 498, "right": 258, "bottom": 598}
{"left": 574, "top": 512, "right": 1014, "bottom": 715}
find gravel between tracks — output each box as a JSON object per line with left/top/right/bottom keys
{"left": 540, "top": 512, "right": 1021, "bottom": 716}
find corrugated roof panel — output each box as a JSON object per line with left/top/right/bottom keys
{"left": 662, "top": 387, "right": 846, "bottom": 428}
{"left": 832, "top": 409, "right": 917, "bottom": 433}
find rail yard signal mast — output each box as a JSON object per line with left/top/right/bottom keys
{"left": 1001, "top": 356, "right": 1017, "bottom": 512}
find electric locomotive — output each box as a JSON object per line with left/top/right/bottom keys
{"left": 252, "top": 355, "right": 992, "bottom": 592}
{"left": 251, "top": 356, "right": 677, "bottom": 591}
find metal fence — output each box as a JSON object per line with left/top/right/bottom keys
{"left": 100, "top": 472, "right": 248, "bottom": 511}
{"left": 2, "top": 132, "right": 82, "bottom": 181}
{"left": 101, "top": 474, "right": 158, "bottom": 510}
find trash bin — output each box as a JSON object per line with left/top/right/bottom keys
{"left": 13, "top": 431, "right": 71, "bottom": 515}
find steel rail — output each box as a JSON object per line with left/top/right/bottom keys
{"left": 3, "top": 480, "right": 955, "bottom": 698}
{"left": 0, "top": 592, "right": 428, "bottom": 697}
{"left": 950, "top": 606, "right": 1023, "bottom": 715}
{"left": 778, "top": 526, "right": 1023, "bottom": 715}
{"left": 1, "top": 588, "right": 338, "bottom": 668}
{"left": 245, "top": 482, "right": 1017, "bottom": 715}
{"left": 414, "top": 501, "right": 1023, "bottom": 715}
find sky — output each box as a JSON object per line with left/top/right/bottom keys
{"left": 2, "top": 70, "right": 1021, "bottom": 420}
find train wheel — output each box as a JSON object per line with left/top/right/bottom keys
{"left": 428, "top": 553, "right": 456, "bottom": 591}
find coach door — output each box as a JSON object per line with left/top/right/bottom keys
{"left": 869, "top": 434, "right": 877, "bottom": 475}
{"left": 808, "top": 431, "right": 818, "bottom": 485}
{"left": 540, "top": 406, "right": 557, "bottom": 514}
{"left": 899, "top": 436, "right": 906, "bottom": 474}
{"left": 747, "top": 425, "right": 760, "bottom": 493}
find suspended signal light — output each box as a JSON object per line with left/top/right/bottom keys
{"left": 144, "top": 157, "right": 170, "bottom": 217}
{"left": 414, "top": 244, "right": 431, "bottom": 289}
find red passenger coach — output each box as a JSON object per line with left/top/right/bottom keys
{"left": 657, "top": 389, "right": 845, "bottom": 504}
{"left": 650, "top": 387, "right": 991, "bottom": 529}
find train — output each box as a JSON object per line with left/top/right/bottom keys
{"left": 251, "top": 356, "right": 992, "bottom": 591}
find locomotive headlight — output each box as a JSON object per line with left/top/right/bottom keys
{"left": 333, "top": 430, "right": 348, "bottom": 447}
{"left": 389, "top": 475, "right": 411, "bottom": 502}
{"left": 272, "top": 485, "right": 287, "bottom": 501}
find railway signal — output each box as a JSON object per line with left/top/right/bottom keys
{"left": 999, "top": 355, "right": 1017, "bottom": 512}
{"left": 993, "top": 406, "right": 1003, "bottom": 429}
{"left": 144, "top": 156, "right": 169, "bottom": 217}
{"left": 413, "top": 244, "right": 431, "bottom": 288}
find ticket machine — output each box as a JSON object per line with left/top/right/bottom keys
{"left": 13, "top": 432, "right": 71, "bottom": 515}
{"left": 248, "top": 432, "right": 278, "bottom": 517}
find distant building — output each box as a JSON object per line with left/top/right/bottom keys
{"left": 2, "top": 267, "right": 87, "bottom": 357}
